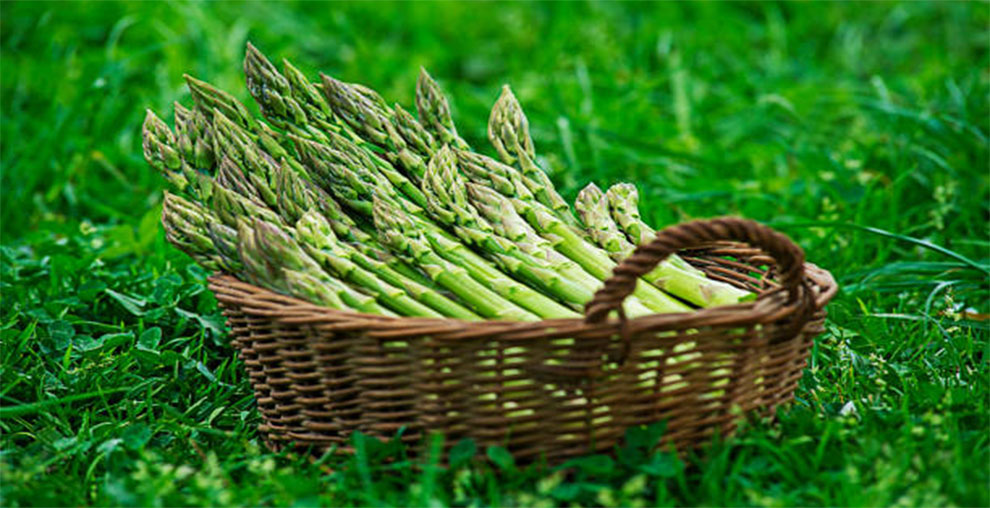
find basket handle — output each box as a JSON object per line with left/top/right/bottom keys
{"left": 585, "top": 217, "right": 807, "bottom": 323}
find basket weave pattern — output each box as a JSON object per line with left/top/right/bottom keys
{"left": 209, "top": 218, "right": 837, "bottom": 463}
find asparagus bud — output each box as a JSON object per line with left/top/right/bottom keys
{"left": 576, "top": 183, "right": 627, "bottom": 257}
{"left": 162, "top": 191, "right": 220, "bottom": 270}
{"left": 295, "top": 211, "right": 451, "bottom": 319}
{"left": 605, "top": 183, "right": 706, "bottom": 276}
{"left": 488, "top": 86, "right": 578, "bottom": 226}
{"left": 142, "top": 110, "right": 186, "bottom": 188}
{"left": 243, "top": 42, "right": 307, "bottom": 129}
{"left": 210, "top": 172, "right": 283, "bottom": 227}
{"left": 184, "top": 73, "right": 257, "bottom": 131}
{"left": 216, "top": 156, "right": 263, "bottom": 204}
{"left": 320, "top": 74, "right": 390, "bottom": 145}
{"left": 251, "top": 217, "right": 389, "bottom": 315}
{"left": 174, "top": 102, "right": 215, "bottom": 170}
{"left": 416, "top": 68, "right": 469, "bottom": 150}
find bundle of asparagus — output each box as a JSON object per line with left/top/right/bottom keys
{"left": 144, "top": 43, "right": 751, "bottom": 322}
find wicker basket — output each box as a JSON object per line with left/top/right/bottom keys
{"left": 209, "top": 217, "right": 836, "bottom": 464}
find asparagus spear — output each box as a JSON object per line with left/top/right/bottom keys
{"left": 464, "top": 178, "right": 664, "bottom": 317}
{"left": 456, "top": 149, "right": 536, "bottom": 202}
{"left": 185, "top": 74, "right": 257, "bottom": 132}
{"left": 604, "top": 183, "right": 708, "bottom": 277}
{"left": 274, "top": 158, "right": 364, "bottom": 239}
{"left": 292, "top": 131, "right": 430, "bottom": 210}
{"left": 296, "top": 211, "right": 480, "bottom": 320}
{"left": 488, "top": 86, "right": 580, "bottom": 227}
{"left": 249, "top": 217, "right": 392, "bottom": 315}
{"left": 233, "top": 218, "right": 353, "bottom": 310}
{"left": 161, "top": 191, "right": 224, "bottom": 272}
{"left": 144, "top": 109, "right": 216, "bottom": 201}
{"left": 234, "top": 217, "right": 279, "bottom": 288}
{"left": 244, "top": 42, "right": 348, "bottom": 144}
{"left": 508, "top": 194, "right": 692, "bottom": 313}
{"left": 290, "top": 213, "right": 445, "bottom": 318}
{"left": 416, "top": 68, "right": 470, "bottom": 150}
{"left": 320, "top": 73, "right": 433, "bottom": 182}
{"left": 421, "top": 147, "right": 588, "bottom": 316}
{"left": 211, "top": 111, "right": 280, "bottom": 207}
{"left": 577, "top": 184, "right": 751, "bottom": 307}
{"left": 373, "top": 198, "right": 540, "bottom": 321}
{"left": 466, "top": 182, "right": 602, "bottom": 289}
{"left": 450, "top": 145, "right": 691, "bottom": 313}
{"left": 173, "top": 102, "right": 215, "bottom": 171}
{"left": 210, "top": 170, "right": 284, "bottom": 227}
{"left": 142, "top": 111, "right": 191, "bottom": 190}
{"left": 575, "top": 184, "right": 627, "bottom": 257}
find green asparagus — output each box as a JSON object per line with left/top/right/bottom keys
{"left": 577, "top": 184, "right": 751, "bottom": 307}
{"left": 488, "top": 86, "right": 580, "bottom": 227}
{"left": 296, "top": 211, "right": 480, "bottom": 320}
{"left": 421, "top": 147, "right": 584, "bottom": 317}
{"left": 466, "top": 181, "right": 657, "bottom": 317}
{"left": 147, "top": 42, "right": 755, "bottom": 322}
{"left": 250, "top": 217, "right": 391, "bottom": 315}
{"left": 416, "top": 68, "right": 470, "bottom": 150}
{"left": 373, "top": 197, "right": 540, "bottom": 321}
{"left": 604, "top": 183, "right": 711, "bottom": 277}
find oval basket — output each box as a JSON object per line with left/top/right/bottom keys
{"left": 209, "top": 217, "right": 837, "bottom": 464}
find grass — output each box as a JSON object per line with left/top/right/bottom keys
{"left": 2, "top": 1, "right": 988, "bottom": 506}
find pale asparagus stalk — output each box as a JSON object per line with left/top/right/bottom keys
{"left": 604, "top": 183, "right": 710, "bottom": 277}
{"left": 576, "top": 184, "right": 751, "bottom": 307}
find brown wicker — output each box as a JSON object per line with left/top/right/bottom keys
{"left": 209, "top": 217, "right": 837, "bottom": 464}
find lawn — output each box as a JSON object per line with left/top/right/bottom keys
{"left": 2, "top": 1, "right": 988, "bottom": 506}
